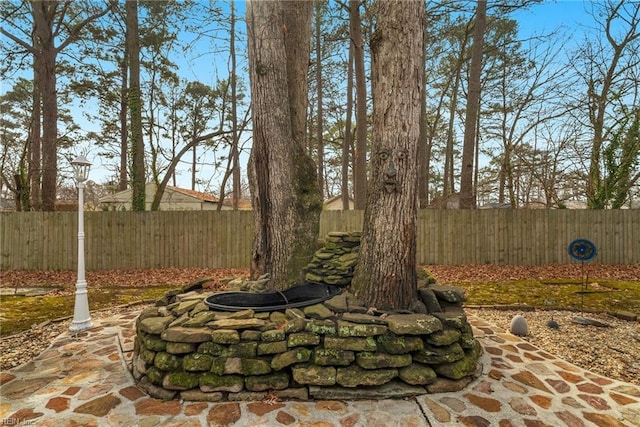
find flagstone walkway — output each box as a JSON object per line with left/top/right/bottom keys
{"left": 1, "top": 311, "right": 639, "bottom": 426}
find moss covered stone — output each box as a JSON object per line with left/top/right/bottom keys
{"left": 211, "top": 357, "right": 272, "bottom": 376}
{"left": 305, "top": 319, "right": 336, "bottom": 335}
{"left": 324, "top": 336, "right": 377, "bottom": 352}
{"left": 227, "top": 342, "right": 258, "bottom": 358}
{"left": 210, "top": 318, "right": 266, "bottom": 330}
{"left": 183, "top": 353, "right": 214, "bottom": 372}
{"left": 336, "top": 365, "right": 397, "bottom": 387}
{"left": 355, "top": 352, "right": 412, "bottom": 369}
{"left": 398, "top": 363, "right": 437, "bottom": 385}
{"left": 271, "top": 348, "right": 312, "bottom": 371}
{"left": 433, "top": 350, "right": 479, "bottom": 379}
{"left": 292, "top": 365, "right": 336, "bottom": 386}
{"left": 433, "top": 309, "right": 468, "bottom": 329}
{"left": 269, "top": 311, "right": 288, "bottom": 325}
{"left": 172, "top": 300, "right": 201, "bottom": 316}
{"left": 377, "top": 333, "right": 424, "bottom": 354}
{"left": 166, "top": 342, "right": 196, "bottom": 354}
{"left": 161, "top": 327, "right": 212, "bottom": 343}
{"left": 430, "top": 285, "right": 467, "bottom": 303}
{"left": 303, "top": 303, "right": 334, "bottom": 320}
{"left": 139, "top": 347, "right": 156, "bottom": 364}
{"left": 257, "top": 340, "right": 288, "bottom": 355}
{"left": 313, "top": 349, "right": 355, "bottom": 366}
{"left": 197, "top": 341, "right": 227, "bottom": 356}
{"left": 199, "top": 373, "right": 244, "bottom": 393}
{"left": 425, "top": 328, "right": 462, "bottom": 346}
{"left": 146, "top": 366, "right": 166, "bottom": 385}
{"left": 140, "top": 333, "right": 167, "bottom": 352}
{"left": 154, "top": 352, "right": 182, "bottom": 371}
{"left": 245, "top": 372, "right": 290, "bottom": 392}
{"left": 211, "top": 329, "right": 240, "bottom": 344}
{"left": 140, "top": 316, "right": 175, "bottom": 334}
{"left": 283, "top": 318, "right": 307, "bottom": 333}
{"left": 261, "top": 329, "right": 285, "bottom": 342}
{"left": 163, "top": 372, "right": 199, "bottom": 390}
{"left": 385, "top": 314, "right": 442, "bottom": 335}
{"left": 182, "top": 311, "right": 216, "bottom": 327}
{"left": 413, "top": 343, "right": 465, "bottom": 365}
{"left": 287, "top": 332, "right": 320, "bottom": 347}
{"left": 240, "top": 330, "right": 262, "bottom": 341}
{"left": 337, "top": 320, "right": 388, "bottom": 337}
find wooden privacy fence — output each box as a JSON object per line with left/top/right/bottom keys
{"left": 1, "top": 209, "right": 638, "bottom": 270}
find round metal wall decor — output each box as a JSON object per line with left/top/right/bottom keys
{"left": 567, "top": 238, "right": 597, "bottom": 262}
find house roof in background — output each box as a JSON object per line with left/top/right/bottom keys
{"left": 324, "top": 194, "right": 354, "bottom": 204}
{"left": 166, "top": 186, "right": 219, "bottom": 203}
{"left": 99, "top": 183, "right": 219, "bottom": 204}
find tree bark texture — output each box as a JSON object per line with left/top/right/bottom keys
{"left": 351, "top": 0, "right": 424, "bottom": 310}
{"left": 342, "top": 46, "right": 354, "bottom": 210}
{"left": 30, "top": 54, "right": 42, "bottom": 210}
{"left": 119, "top": 49, "right": 129, "bottom": 192}
{"left": 350, "top": 0, "right": 368, "bottom": 210}
{"left": 32, "top": 1, "right": 58, "bottom": 211}
{"left": 460, "top": 0, "right": 486, "bottom": 209}
{"left": 126, "top": 0, "right": 145, "bottom": 211}
{"left": 314, "top": 1, "right": 325, "bottom": 195}
{"left": 247, "top": 0, "right": 322, "bottom": 290}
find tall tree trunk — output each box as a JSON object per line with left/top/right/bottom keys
{"left": 119, "top": 52, "right": 129, "bottom": 191}
{"left": 230, "top": 0, "right": 241, "bottom": 209}
{"left": 29, "top": 55, "right": 41, "bottom": 210}
{"left": 247, "top": 0, "right": 322, "bottom": 290}
{"left": 459, "top": 0, "right": 486, "bottom": 209}
{"left": 418, "top": 65, "right": 429, "bottom": 208}
{"left": 342, "top": 46, "right": 354, "bottom": 210}
{"left": 126, "top": 0, "right": 145, "bottom": 211}
{"left": 443, "top": 68, "right": 461, "bottom": 197}
{"left": 351, "top": 0, "right": 424, "bottom": 310}
{"left": 315, "top": 1, "right": 325, "bottom": 196}
{"left": 32, "top": 1, "right": 58, "bottom": 211}
{"left": 350, "top": 0, "right": 367, "bottom": 210}
{"left": 191, "top": 144, "right": 197, "bottom": 190}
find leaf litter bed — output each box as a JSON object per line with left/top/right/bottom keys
{"left": 1, "top": 265, "right": 638, "bottom": 385}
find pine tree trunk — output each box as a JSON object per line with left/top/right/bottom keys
{"left": 32, "top": 1, "right": 58, "bottom": 211}
{"left": 350, "top": 0, "right": 367, "bottom": 210}
{"left": 351, "top": 0, "right": 424, "bottom": 310}
{"left": 247, "top": 0, "right": 322, "bottom": 290}
{"left": 460, "top": 0, "right": 486, "bottom": 209}
{"left": 126, "top": 0, "right": 145, "bottom": 211}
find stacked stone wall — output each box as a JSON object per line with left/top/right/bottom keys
{"left": 304, "top": 231, "right": 362, "bottom": 286}
{"left": 132, "top": 232, "right": 482, "bottom": 401}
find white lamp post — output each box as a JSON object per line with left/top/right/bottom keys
{"left": 69, "top": 155, "right": 93, "bottom": 333}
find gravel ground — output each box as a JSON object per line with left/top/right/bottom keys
{"left": 2, "top": 303, "right": 638, "bottom": 386}
{"left": 466, "top": 307, "right": 640, "bottom": 385}
{"left": 0, "top": 304, "right": 151, "bottom": 372}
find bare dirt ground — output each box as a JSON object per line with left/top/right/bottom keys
{"left": 1, "top": 265, "right": 638, "bottom": 384}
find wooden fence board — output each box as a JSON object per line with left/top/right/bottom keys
{"left": 1, "top": 209, "right": 638, "bottom": 270}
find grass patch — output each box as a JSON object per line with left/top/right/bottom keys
{"left": 457, "top": 279, "right": 640, "bottom": 313}
{"left": 0, "top": 286, "right": 176, "bottom": 337}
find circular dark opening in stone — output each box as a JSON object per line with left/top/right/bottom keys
{"left": 205, "top": 282, "right": 343, "bottom": 312}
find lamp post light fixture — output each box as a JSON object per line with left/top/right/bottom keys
{"left": 69, "top": 155, "right": 93, "bottom": 333}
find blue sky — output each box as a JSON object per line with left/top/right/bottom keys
{"left": 70, "top": 1, "right": 618, "bottom": 192}
{"left": 153, "top": 0, "right": 610, "bottom": 192}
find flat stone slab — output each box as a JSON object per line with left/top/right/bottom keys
{"left": 310, "top": 380, "right": 426, "bottom": 400}
{"left": 0, "top": 287, "right": 62, "bottom": 296}
{"left": 386, "top": 314, "right": 443, "bottom": 335}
